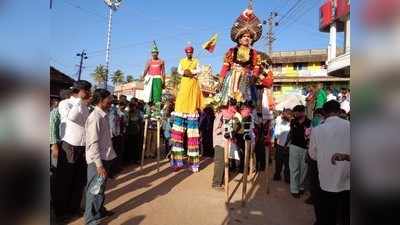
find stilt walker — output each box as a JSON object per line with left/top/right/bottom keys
{"left": 141, "top": 41, "right": 165, "bottom": 171}
{"left": 219, "top": 2, "right": 263, "bottom": 206}
{"left": 170, "top": 43, "right": 204, "bottom": 172}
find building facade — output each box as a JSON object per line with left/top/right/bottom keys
{"left": 320, "top": 0, "right": 350, "bottom": 77}
{"left": 269, "top": 49, "right": 349, "bottom": 103}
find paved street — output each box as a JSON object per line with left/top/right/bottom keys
{"left": 68, "top": 157, "right": 313, "bottom": 225}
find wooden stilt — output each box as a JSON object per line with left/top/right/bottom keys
{"left": 224, "top": 139, "right": 229, "bottom": 202}
{"left": 265, "top": 120, "right": 271, "bottom": 194}
{"left": 242, "top": 140, "right": 250, "bottom": 206}
{"left": 250, "top": 141, "right": 255, "bottom": 177}
{"left": 157, "top": 119, "right": 161, "bottom": 173}
{"left": 265, "top": 144, "right": 270, "bottom": 194}
{"left": 141, "top": 118, "right": 149, "bottom": 170}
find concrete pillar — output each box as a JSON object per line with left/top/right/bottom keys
{"left": 345, "top": 18, "right": 350, "bottom": 53}
{"left": 329, "top": 22, "right": 337, "bottom": 61}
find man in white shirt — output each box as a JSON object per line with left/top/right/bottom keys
{"left": 273, "top": 108, "right": 292, "bottom": 183}
{"left": 326, "top": 87, "right": 337, "bottom": 102}
{"left": 84, "top": 88, "right": 116, "bottom": 224}
{"left": 58, "top": 88, "right": 76, "bottom": 140}
{"left": 54, "top": 80, "right": 92, "bottom": 220}
{"left": 308, "top": 100, "right": 350, "bottom": 225}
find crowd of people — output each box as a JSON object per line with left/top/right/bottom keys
{"left": 49, "top": 80, "right": 166, "bottom": 224}
{"left": 272, "top": 85, "right": 350, "bottom": 225}
{"left": 49, "top": 5, "right": 350, "bottom": 225}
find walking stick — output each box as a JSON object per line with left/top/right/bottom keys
{"left": 242, "top": 139, "right": 250, "bottom": 206}
{"left": 141, "top": 118, "right": 149, "bottom": 170}
{"left": 224, "top": 139, "right": 229, "bottom": 202}
{"left": 157, "top": 119, "right": 161, "bottom": 173}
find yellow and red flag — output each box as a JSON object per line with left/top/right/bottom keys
{"left": 202, "top": 33, "right": 218, "bottom": 53}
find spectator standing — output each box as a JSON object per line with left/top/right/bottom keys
{"left": 273, "top": 108, "right": 292, "bottom": 183}
{"left": 54, "top": 80, "right": 92, "bottom": 219}
{"left": 212, "top": 109, "right": 225, "bottom": 189}
{"left": 315, "top": 83, "right": 327, "bottom": 109}
{"left": 308, "top": 100, "right": 350, "bottom": 225}
{"left": 305, "top": 86, "right": 316, "bottom": 119}
{"left": 84, "top": 89, "right": 116, "bottom": 224}
{"left": 109, "top": 95, "right": 123, "bottom": 176}
{"left": 284, "top": 105, "right": 311, "bottom": 198}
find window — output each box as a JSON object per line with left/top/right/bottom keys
{"left": 273, "top": 85, "right": 282, "bottom": 92}
{"left": 272, "top": 63, "right": 282, "bottom": 72}
{"left": 293, "top": 63, "right": 307, "bottom": 71}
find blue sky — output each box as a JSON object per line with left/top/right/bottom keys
{"left": 51, "top": 0, "right": 343, "bottom": 85}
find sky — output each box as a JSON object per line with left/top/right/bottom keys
{"left": 50, "top": 0, "right": 344, "bottom": 85}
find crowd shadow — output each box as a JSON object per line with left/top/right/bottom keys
{"left": 119, "top": 215, "right": 145, "bottom": 225}
{"left": 106, "top": 160, "right": 170, "bottom": 190}
{"left": 105, "top": 161, "right": 178, "bottom": 204}
{"left": 100, "top": 158, "right": 213, "bottom": 225}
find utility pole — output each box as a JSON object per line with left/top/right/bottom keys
{"left": 103, "top": 0, "right": 123, "bottom": 89}
{"left": 76, "top": 50, "right": 88, "bottom": 81}
{"left": 263, "top": 12, "right": 279, "bottom": 55}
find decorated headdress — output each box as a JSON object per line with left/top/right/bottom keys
{"left": 184, "top": 42, "right": 194, "bottom": 53}
{"left": 230, "top": 7, "right": 263, "bottom": 44}
{"left": 151, "top": 40, "right": 159, "bottom": 53}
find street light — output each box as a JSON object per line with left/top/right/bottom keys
{"left": 103, "top": 0, "right": 122, "bottom": 89}
{"left": 76, "top": 50, "right": 88, "bottom": 81}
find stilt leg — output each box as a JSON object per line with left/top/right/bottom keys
{"left": 250, "top": 141, "right": 255, "bottom": 177}
{"left": 141, "top": 119, "right": 148, "bottom": 170}
{"left": 224, "top": 140, "right": 229, "bottom": 203}
{"left": 265, "top": 145, "right": 270, "bottom": 194}
{"left": 157, "top": 120, "right": 161, "bottom": 173}
{"left": 242, "top": 140, "right": 250, "bottom": 206}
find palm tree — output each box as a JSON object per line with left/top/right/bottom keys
{"left": 126, "top": 75, "right": 134, "bottom": 83}
{"left": 91, "top": 65, "right": 107, "bottom": 87}
{"left": 111, "top": 69, "right": 124, "bottom": 86}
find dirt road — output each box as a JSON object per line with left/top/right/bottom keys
{"left": 68, "top": 157, "right": 314, "bottom": 225}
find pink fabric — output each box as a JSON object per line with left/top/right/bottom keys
{"left": 148, "top": 60, "right": 163, "bottom": 75}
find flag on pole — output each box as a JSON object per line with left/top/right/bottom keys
{"left": 202, "top": 34, "right": 218, "bottom": 53}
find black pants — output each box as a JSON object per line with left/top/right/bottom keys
{"left": 212, "top": 145, "right": 224, "bottom": 186}
{"left": 54, "top": 142, "right": 87, "bottom": 216}
{"left": 124, "top": 134, "right": 140, "bottom": 163}
{"left": 111, "top": 135, "right": 123, "bottom": 173}
{"left": 318, "top": 190, "right": 350, "bottom": 225}
{"left": 274, "top": 144, "right": 289, "bottom": 181}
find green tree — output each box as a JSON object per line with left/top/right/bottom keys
{"left": 126, "top": 75, "right": 134, "bottom": 83}
{"left": 91, "top": 65, "right": 107, "bottom": 87}
{"left": 111, "top": 69, "right": 124, "bottom": 86}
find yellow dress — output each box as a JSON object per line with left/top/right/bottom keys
{"left": 175, "top": 58, "right": 204, "bottom": 114}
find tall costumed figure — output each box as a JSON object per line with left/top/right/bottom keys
{"left": 219, "top": 5, "right": 263, "bottom": 204}
{"left": 170, "top": 44, "right": 204, "bottom": 172}
{"left": 140, "top": 41, "right": 165, "bottom": 171}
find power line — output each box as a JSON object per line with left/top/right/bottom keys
{"left": 278, "top": 0, "right": 306, "bottom": 24}
{"left": 60, "top": 0, "right": 107, "bottom": 20}
{"left": 276, "top": 0, "right": 320, "bottom": 34}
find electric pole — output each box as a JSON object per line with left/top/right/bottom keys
{"left": 263, "top": 12, "right": 279, "bottom": 55}
{"left": 76, "top": 50, "right": 88, "bottom": 81}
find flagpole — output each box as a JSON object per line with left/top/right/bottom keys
{"left": 105, "top": 7, "right": 113, "bottom": 89}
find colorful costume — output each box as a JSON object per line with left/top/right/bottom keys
{"left": 170, "top": 45, "right": 204, "bottom": 172}
{"left": 219, "top": 8, "right": 262, "bottom": 105}
{"left": 143, "top": 41, "right": 165, "bottom": 105}
{"left": 220, "top": 7, "right": 263, "bottom": 142}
